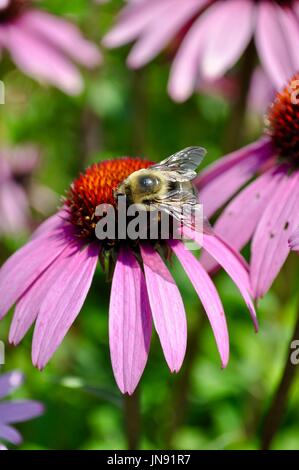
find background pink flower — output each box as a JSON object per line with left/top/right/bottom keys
{"left": 0, "top": 0, "right": 101, "bottom": 95}
{"left": 0, "top": 145, "right": 39, "bottom": 236}
{"left": 196, "top": 73, "right": 299, "bottom": 299}
{"left": 103, "top": 0, "right": 299, "bottom": 102}
{"left": 0, "top": 370, "right": 43, "bottom": 449}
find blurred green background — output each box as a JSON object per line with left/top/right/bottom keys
{"left": 1, "top": 0, "right": 299, "bottom": 451}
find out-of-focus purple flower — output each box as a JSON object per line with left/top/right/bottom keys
{"left": 0, "top": 145, "right": 39, "bottom": 236}
{"left": 196, "top": 73, "right": 299, "bottom": 299}
{"left": 0, "top": 0, "right": 101, "bottom": 95}
{"left": 0, "top": 145, "right": 59, "bottom": 236}
{"left": 0, "top": 369, "right": 43, "bottom": 449}
{"left": 198, "top": 75, "right": 238, "bottom": 102}
{"left": 103, "top": 0, "right": 299, "bottom": 102}
{"left": 247, "top": 66, "right": 275, "bottom": 116}
{"left": 0, "top": 157, "right": 257, "bottom": 395}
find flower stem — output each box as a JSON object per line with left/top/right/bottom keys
{"left": 164, "top": 312, "right": 204, "bottom": 447}
{"left": 260, "top": 304, "right": 299, "bottom": 450}
{"left": 80, "top": 107, "right": 103, "bottom": 171}
{"left": 123, "top": 389, "right": 141, "bottom": 450}
{"left": 224, "top": 41, "right": 256, "bottom": 152}
{"left": 131, "top": 69, "right": 148, "bottom": 155}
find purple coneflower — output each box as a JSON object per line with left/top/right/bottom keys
{"left": 103, "top": 0, "right": 299, "bottom": 102}
{"left": 0, "top": 0, "right": 101, "bottom": 95}
{"left": 0, "top": 145, "right": 39, "bottom": 236}
{"left": 0, "top": 157, "right": 257, "bottom": 394}
{"left": 196, "top": 73, "right": 299, "bottom": 299}
{"left": 0, "top": 369, "right": 43, "bottom": 449}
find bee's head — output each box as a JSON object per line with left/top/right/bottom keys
{"left": 114, "top": 169, "right": 162, "bottom": 204}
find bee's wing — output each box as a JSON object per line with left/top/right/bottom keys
{"left": 151, "top": 189, "right": 198, "bottom": 231}
{"left": 152, "top": 184, "right": 213, "bottom": 234}
{"left": 155, "top": 199, "right": 213, "bottom": 234}
{"left": 150, "top": 146, "right": 206, "bottom": 181}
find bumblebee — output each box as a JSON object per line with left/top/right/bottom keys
{"left": 114, "top": 146, "right": 206, "bottom": 227}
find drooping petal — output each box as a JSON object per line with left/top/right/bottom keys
{"left": 169, "top": 240, "right": 229, "bottom": 368}
{"left": 168, "top": 11, "right": 212, "bottom": 102}
{"left": 251, "top": 171, "right": 299, "bottom": 299}
{"left": 195, "top": 138, "right": 274, "bottom": 218}
{"left": 3, "top": 25, "right": 83, "bottom": 95}
{"left": 0, "top": 371, "right": 23, "bottom": 400}
{"left": 272, "top": 7, "right": 299, "bottom": 76}
{"left": 0, "top": 231, "right": 70, "bottom": 320}
{"left": 183, "top": 226, "right": 258, "bottom": 330}
{"left": 0, "top": 424, "right": 22, "bottom": 445}
{"left": 9, "top": 242, "right": 85, "bottom": 346}
{"left": 255, "top": 2, "right": 298, "bottom": 89}
{"left": 140, "top": 243, "right": 187, "bottom": 372}
{"left": 102, "top": 0, "right": 173, "bottom": 48}
{"left": 19, "top": 11, "right": 101, "bottom": 67}
{"left": 289, "top": 227, "right": 299, "bottom": 252}
{"left": 30, "top": 210, "right": 69, "bottom": 241}
{"left": 109, "top": 247, "right": 152, "bottom": 395}
{"left": 200, "top": 168, "right": 284, "bottom": 271}
{"left": 32, "top": 243, "right": 99, "bottom": 369}
{"left": 0, "top": 401, "right": 43, "bottom": 424}
{"left": 127, "top": 0, "right": 207, "bottom": 68}
{"left": 200, "top": 0, "right": 254, "bottom": 80}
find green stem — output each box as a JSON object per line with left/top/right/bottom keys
{"left": 164, "top": 312, "right": 204, "bottom": 448}
{"left": 224, "top": 41, "right": 256, "bottom": 152}
{"left": 123, "top": 389, "right": 141, "bottom": 450}
{"left": 80, "top": 107, "right": 103, "bottom": 171}
{"left": 131, "top": 69, "right": 148, "bottom": 155}
{"left": 260, "top": 304, "right": 299, "bottom": 450}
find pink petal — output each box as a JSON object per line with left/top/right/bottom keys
{"left": 0, "top": 424, "right": 22, "bottom": 445}
{"left": 102, "top": 0, "right": 173, "bottom": 48}
{"left": 32, "top": 243, "right": 99, "bottom": 369}
{"left": 9, "top": 242, "right": 85, "bottom": 346}
{"left": 255, "top": 2, "right": 298, "bottom": 89}
{"left": 30, "top": 210, "right": 69, "bottom": 240}
{"left": 19, "top": 11, "right": 101, "bottom": 67}
{"left": 201, "top": 168, "right": 284, "bottom": 271}
{"left": 109, "top": 247, "right": 152, "bottom": 394}
{"left": 200, "top": 0, "right": 254, "bottom": 80}
{"left": 168, "top": 12, "right": 211, "bottom": 102}
{"left": 0, "top": 401, "right": 43, "bottom": 424}
{"left": 251, "top": 171, "right": 299, "bottom": 299}
{"left": 0, "top": 1, "right": 10, "bottom": 10}
{"left": 4, "top": 24, "right": 83, "bottom": 95}
{"left": 183, "top": 227, "right": 258, "bottom": 330}
{"left": 0, "top": 231, "right": 70, "bottom": 320}
{"left": 196, "top": 138, "right": 274, "bottom": 218}
{"left": 169, "top": 240, "right": 229, "bottom": 368}
{"left": 289, "top": 227, "right": 299, "bottom": 251}
{"left": 127, "top": 0, "right": 207, "bottom": 68}
{"left": 0, "top": 371, "right": 23, "bottom": 399}
{"left": 140, "top": 243, "right": 187, "bottom": 372}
